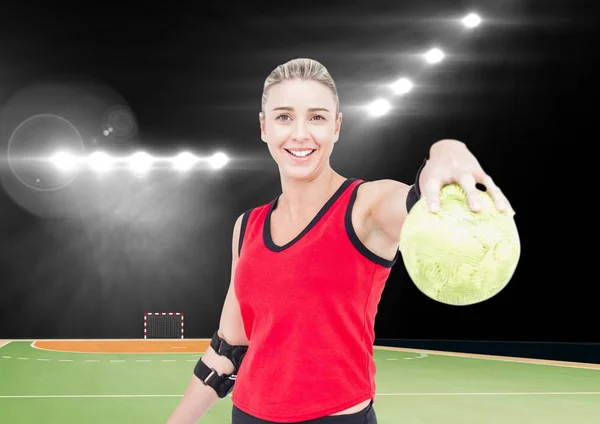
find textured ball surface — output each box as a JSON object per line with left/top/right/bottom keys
{"left": 399, "top": 183, "right": 520, "bottom": 306}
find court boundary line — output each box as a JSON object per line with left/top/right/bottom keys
{"left": 6, "top": 339, "right": 600, "bottom": 370}
{"left": 2, "top": 392, "right": 600, "bottom": 399}
{"left": 0, "top": 341, "right": 11, "bottom": 349}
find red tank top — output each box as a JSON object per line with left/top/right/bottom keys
{"left": 231, "top": 178, "right": 398, "bottom": 422}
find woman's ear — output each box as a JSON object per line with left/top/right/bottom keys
{"left": 259, "top": 112, "right": 266, "bottom": 142}
{"left": 333, "top": 112, "right": 343, "bottom": 143}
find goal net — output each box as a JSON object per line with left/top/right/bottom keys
{"left": 144, "top": 312, "right": 184, "bottom": 339}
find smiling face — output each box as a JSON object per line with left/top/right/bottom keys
{"left": 260, "top": 78, "right": 342, "bottom": 181}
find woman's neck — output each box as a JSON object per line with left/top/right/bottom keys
{"left": 277, "top": 168, "right": 346, "bottom": 219}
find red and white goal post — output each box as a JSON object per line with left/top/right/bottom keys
{"left": 143, "top": 312, "right": 185, "bottom": 339}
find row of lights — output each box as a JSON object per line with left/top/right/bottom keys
{"left": 366, "top": 12, "right": 482, "bottom": 117}
{"left": 39, "top": 13, "right": 481, "bottom": 177}
{"left": 50, "top": 151, "right": 230, "bottom": 173}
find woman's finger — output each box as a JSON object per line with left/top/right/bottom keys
{"left": 479, "top": 174, "right": 513, "bottom": 213}
{"left": 458, "top": 173, "right": 482, "bottom": 212}
{"left": 421, "top": 177, "right": 443, "bottom": 213}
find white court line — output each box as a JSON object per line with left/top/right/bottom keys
{"left": 1, "top": 392, "right": 600, "bottom": 399}
{"left": 0, "top": 395, "right": 182, "bottom": 398}
{"left": 0, "top": 341, "right": 11, "bottom": 349}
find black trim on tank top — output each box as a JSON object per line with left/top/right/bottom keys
{"left": 345, "top": 182, "right": 399, "bottom": 268}
{"left": 264, "top": 178, "right": 356, "bottom": 252}
{"left": 238, "top": 208, "right": 253, "bottom": 257}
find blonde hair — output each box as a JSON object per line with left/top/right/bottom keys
{"left": 261, "top": 58, "right": 340, "bottom": 114}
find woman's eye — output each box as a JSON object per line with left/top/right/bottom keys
{"left": 275, "top": 114, "right": 325, "bottom": 121}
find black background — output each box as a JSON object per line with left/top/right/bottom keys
{"left": 0, "top": 1, "right": 591, "bottom": 342}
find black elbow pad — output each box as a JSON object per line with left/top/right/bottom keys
{"left": 193, "top": 331, "right": 248, "bottom": 398}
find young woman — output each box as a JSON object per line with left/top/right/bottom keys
{"left": 167, "top": 58, "right": 513, "bottom": 424}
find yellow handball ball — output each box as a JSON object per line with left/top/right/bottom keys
{"left": 399, "top": 183, "right": 520, "bottom": 306}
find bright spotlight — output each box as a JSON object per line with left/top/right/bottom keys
{"left": 366, "top": 99, "right": 392, "bottom": 117}
{"left": 50, "top": 151, "right": 77, "bottom": 171}
{"left": 209, "top": 152, "right": 229, "bottom": 169}
{"left": 88, "top": 151, "right": 114, "bottom": 173}
{"left": 391, "top": 78, "right": 413, "bottom": 95}
{"left": 172, "top": 152, "right": 199, "bottom": 171}
{"left": 424, "top": 48, "right": 445, "bottom": 64}
{"left": 128, "top": 151, "right": 153, "bottom": 173}
{"left": 462, "top": 13, "right": 481, "bottom": 28}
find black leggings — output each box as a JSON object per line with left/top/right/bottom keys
{"left": 232, "top": 401, "right": 377, "bottom": 424}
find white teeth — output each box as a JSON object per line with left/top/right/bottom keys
{"left": 288, "top": 150, "right": 314, "bottom": 157}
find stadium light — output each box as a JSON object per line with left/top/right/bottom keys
{"left": 366, "top": 99, "right": 392, "bottom": 117}
{"left": 391, "top": 78, "right": 414, "bottom": 95}
{"left": 50, "top": 151, "right": 78, "bottom": 171}
{"left": 424, "top": 48, "right": 445, "bottom": 64}
{"left": 209, "top": 152, "right": 229, "bottom": 169}
{"left": 462, "top": 13, "right": 481, "bottom": 28}
{"left": 128, "top": 151, "right": 153, "bottom": 174}
{"left": 88, "top": 151, "right": 114, "bottom": 173}
{"left": 172, "top": 152, "right": 199, "bottom": 171}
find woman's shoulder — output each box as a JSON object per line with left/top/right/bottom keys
{"left": 353, "top": 179, "right": 409, "bottom": 207}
